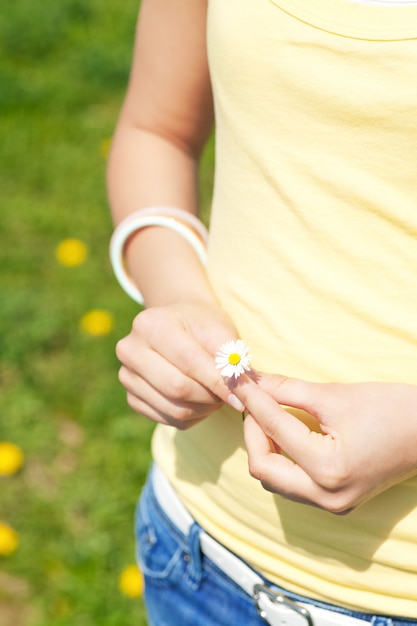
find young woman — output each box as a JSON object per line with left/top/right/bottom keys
{"left": 107, "top": 1, "right": 417, "bottom": 624}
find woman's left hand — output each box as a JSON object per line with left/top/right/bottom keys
{"left": 234, "top": 374, "right": 417, "bottom": 513}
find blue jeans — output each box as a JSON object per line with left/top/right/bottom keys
{"left": 135, "top": 467, "right": 417, "bottom": 626}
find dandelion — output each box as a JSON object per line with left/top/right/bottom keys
{"left": 55, "top": 238, "right": 88, "bottom": 267}
{"left": 0, "top": 442, "right": 24, "bottom": 476}
{"left": 119, "top": 564, "right": 144, "bottom": 598}
{"left": 215, "top": 339, "right": 252, "bottom": 379}
{"left": 0, "top": 522, "right": 19, "bottom": 556}
{"left": 80, "top": 309, "right": 114, "bottom": 336}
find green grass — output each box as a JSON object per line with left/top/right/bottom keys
{"left": 0, "top": 2, "right": 214, "bottom": 624}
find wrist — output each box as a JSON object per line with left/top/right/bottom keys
{"left": 110, "top": 206, "right": 209, "bottom": 306}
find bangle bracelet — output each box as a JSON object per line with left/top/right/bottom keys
{"left": 109, "top": 206, "right": 209, "bottom": 305}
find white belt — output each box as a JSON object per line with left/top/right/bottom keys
{"left": 151, "top": 465, "right": 371, "bottom": 626}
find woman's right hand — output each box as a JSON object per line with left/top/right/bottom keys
{"left": 116, "top": 301, "right": 245, "bottom": 428}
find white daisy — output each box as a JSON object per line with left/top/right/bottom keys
{"left": 215, "top": 339, "right": 252, "bottom": 379}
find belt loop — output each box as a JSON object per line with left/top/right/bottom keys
{"left": 371, "top": 619, "right": 393, "bottom": 626}
{"left": 184, "top": 522, "right": 204, "bottom": 590}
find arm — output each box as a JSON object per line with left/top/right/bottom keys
{"left": 234, "top": 374, "right": 417, "bottom": 513}
{"left": 107, "top": 0, "right": 243, "bottom": 427}
{"left": 107, "top": 0, "right": 214, "bottom": 306}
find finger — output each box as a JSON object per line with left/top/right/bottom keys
{"left": 243, "top": 414, "right": 321, "bottom": 506}
{"left": 235, "top": 376, "right": 313, "bottom": 458}
{"left": 256, "top": 373, "right": 325, "bottom": 419}
{"left": 237, "top": 376, "right": 344, "bottom": 484}
{"left": 120, "top": 349, "right": 223, "bottom": 406}
{"left": 243, "top": 413, "right": 280, "bottom": 456}
{"left": 119, "top": 365, "right": 223, "bottom": 423}
{"left": 153, "top": 328, "right": 241, "bottom": 406}
{"left": 120, "top": 318, "right": 244, "bottom": 411}
{"left": 243, "top": 414, "right": 355, "bottom": 512}
{"left": 126, "top": 391, "right": 207, "bottom": 429}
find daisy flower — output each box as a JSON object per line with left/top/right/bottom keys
{"left": 215, "top": 339, "right": 252, "bottom": 379}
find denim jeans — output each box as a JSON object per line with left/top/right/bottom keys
{"left": 135, "top": 467, "right": 417, "bottom": 626}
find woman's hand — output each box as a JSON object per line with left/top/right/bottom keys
{"left": 234, "top": 374, "right": 417, "bottom": 513}
{"left": 116, "top": 301, "right": 244, "bottom": 429}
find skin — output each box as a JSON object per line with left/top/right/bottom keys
{"left": 107, "top": 0, "right": 417, "bottom": 512}
{"left": 235, "top": 374, "right": 417, "bottom": 514}
{"left": 108, "top": 0, "right": 244, "bottom": 424}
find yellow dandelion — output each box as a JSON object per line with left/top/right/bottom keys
{"left": 80, "top": 309, "right": 114, "bottom": 336}
{"left": 55, "top": 238, "right": 88, "bottom": 267}
{"left": 0, "top": 522, "right": 19, "bottom": 556}
{"left": 100, "top": 137, "right": 112, "bottom": 159}
{"left": 0, "top": 442, "right": 24, "bottom": 476}
{"left": 119, "top": 564, "right": 144, "bottom": 598}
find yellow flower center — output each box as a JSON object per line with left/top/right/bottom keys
{"left": 228, "top": 352, "right": 241, "bottom": 365}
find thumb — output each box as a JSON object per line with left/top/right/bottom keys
{"left": 254, "top": 372, "right": 325, "bottom": 418}
{"left": 234, "top": 375, "right": 331, "bottom": 474}
{"left": 234, "top": 375, "right": 310, "bottom": 449}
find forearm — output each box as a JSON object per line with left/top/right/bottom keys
{"left": 121, "top": 223, "right": 216, "bottom": 308}
{"left": 107, "top": 120, "right": 217, "bottom": 307}
{"left": 107, "top": 0, "right": 217, "bottom": 308}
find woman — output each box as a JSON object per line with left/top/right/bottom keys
{"left": 107, "top": 0, "right": 417, "bottom": 623}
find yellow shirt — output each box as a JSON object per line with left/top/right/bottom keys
{"left": 153, "top": 0, "right": 417, "bottom": 616}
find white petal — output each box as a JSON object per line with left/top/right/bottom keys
{"left": 220, "top": 363, "right": 236, "bottom": 378}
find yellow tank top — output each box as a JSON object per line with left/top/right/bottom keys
{"left": 153, "top": 0, "right": 417, "bottom": 616}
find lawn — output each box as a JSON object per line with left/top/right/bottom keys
{"left": 0, "top": 1, "right": 214, "bottom": 625}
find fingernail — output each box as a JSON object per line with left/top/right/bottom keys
{"left": 227, "top": 393, "right": 245, "bottom": 412}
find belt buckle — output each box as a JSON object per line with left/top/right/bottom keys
{"left": 253, "top": 584, "right": 314, "bottom": 626}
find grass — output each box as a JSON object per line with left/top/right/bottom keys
{"left": 0, "top": 1, "right": 214, "bottom": 625}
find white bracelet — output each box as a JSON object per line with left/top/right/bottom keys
{"left": 109, "top": 206, "right": 209, "bottom": 305}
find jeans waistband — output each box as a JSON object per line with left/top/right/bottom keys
{"left": 150, "top": 465, "right": 415, "bottom": 626}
